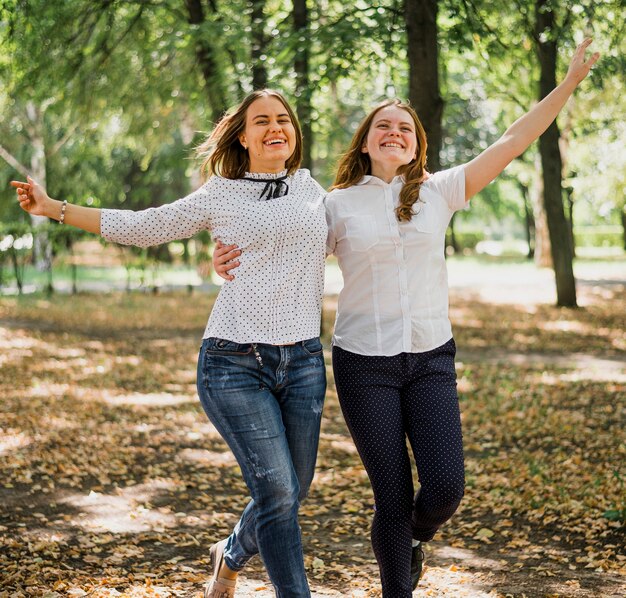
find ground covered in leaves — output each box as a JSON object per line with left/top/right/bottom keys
{"left": 0, "top": 279, "right": 624, "bottom": 597}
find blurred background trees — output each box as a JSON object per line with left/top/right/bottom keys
{"left": 0, "top": 0, "right": 624, "bottom": 304}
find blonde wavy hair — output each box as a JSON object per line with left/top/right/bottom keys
{"left": 196, "top": 89, "right": 303, "bottom": 180}
{"left": 331, "top": 99, "right": 428, "bottom": 222}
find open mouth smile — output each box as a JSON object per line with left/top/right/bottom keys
{"left": 264, "top": 138, "right": 287, "bottom": 146}
{"left": 381, "top": 142, "right": 404, "bottom": 149}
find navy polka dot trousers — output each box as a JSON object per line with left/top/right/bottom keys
{"left": 332, "top": 338, "right": 465, "bottom": 597}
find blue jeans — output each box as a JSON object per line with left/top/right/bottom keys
{"left": 197, "top": 337, "right": 326, "bottom": 598}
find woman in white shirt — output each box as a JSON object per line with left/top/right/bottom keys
{"left": 212, "top": 38, "right": 599, "bottom": 598}
{"left": 325, "top": 39, "right": 598, "bottom": 597}
{"left": 12, "top": 90, "right": 328, "bottom": 598}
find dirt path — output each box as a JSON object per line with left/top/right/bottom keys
{"left": 0, "top": 280, "right": 624, "bottom": 597}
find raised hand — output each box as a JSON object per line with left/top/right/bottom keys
{"left": 463, "top": 38, "right": 600, "bottom": 201}
{"left": 565, "top": 38, "right": 600, "bottom": 85}
{"left": 10, "top": 176, "right": 51, "bottom": 217}
{"left": 212, "top": 240, "right": 241, "bottom": 281}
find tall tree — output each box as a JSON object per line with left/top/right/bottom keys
{"left": 534, "top": 0, "right": 577, "bottom": 306}
{"left": 184, "top": 0, "right": 230, "bottom": 121}
{"left": 293, "top": 0, "right": 313, "bottom": 170}
{"left": 405, "top": 0, "right": 443, "bottom": 172}
{"left": 250, "top": 0, "right": 268, "bottom": 89}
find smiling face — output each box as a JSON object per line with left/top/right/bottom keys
{"left": 362, "top": 105, "right": 418, "bottom": 181}
{"left": 239, "top": 96, "right": 297, "bottom": 173}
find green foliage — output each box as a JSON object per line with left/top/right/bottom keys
{"left": 446, "top": 229, "right": 486, "bottom": 251}
{"left": 1, "top": 0, "right": 623, "bottom": 251}
{"left": 574, "top": 225, "right": 623, "bottom": 247}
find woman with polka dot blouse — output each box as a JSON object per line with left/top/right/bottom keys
{"left": 213, "top": 41, "right": 598, "bottom": 597}
{"left": 12, "top": 90, "right": 329, "bottom": 598}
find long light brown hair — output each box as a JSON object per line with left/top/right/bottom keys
{"left": 331, "top": 99, "right": 428, "bottom": 222}
{"left": 196, "top": 89, "right": 303, "bottom": 180}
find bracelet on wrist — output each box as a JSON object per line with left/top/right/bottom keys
{"left": 59, "top": 200, "right": 68, "bottom": 225}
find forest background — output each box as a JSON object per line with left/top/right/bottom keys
{"left": 0, "top": 0, "right": 624, "bottom": 306}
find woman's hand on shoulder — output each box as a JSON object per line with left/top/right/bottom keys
{"left": 212, "top": 239, "right": 241, "bottom": 281}
{"left": 10, "top": 176, "right": 52, "bottom": 217}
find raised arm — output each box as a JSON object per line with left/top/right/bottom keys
{"left": 464, "top": 38, "right": 599, "bottom": 201}
{"left": 12, "top": 176, "right": 101, "bottom": 234}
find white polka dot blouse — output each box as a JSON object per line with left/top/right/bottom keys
{"left": 100, "top": 169, "right": 328, "bottom": 344}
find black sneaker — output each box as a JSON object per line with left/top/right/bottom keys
{"left": 411, "top": 542, "right": 425, "bottom": 590}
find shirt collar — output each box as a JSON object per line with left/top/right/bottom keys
{"left": 243, "top": 169, "right": 288, "bottom": 180}
{"left": 357, "top": 174, "right": 405, "bottom": 187}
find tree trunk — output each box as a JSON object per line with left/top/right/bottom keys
{"left": 535, "top": 0, "right": 576, "bottom": 307}
{"left": 531, "top": 153, "right": 552, "bottom": 267}
{"left": 184, "top": 0, "right": 229, "bottom": 122}
{"left": 622, "top": 209, "right": 626, "bottom": 251}
{"left": 11, "top": 250, "right": 24, "bottom": 295}
{"left": 564, "top": 185, "right": 576, "bottom": 258}
{"left": 251, "top": 0, "right": 268, "bottom": 89}
{"left": 517, "top": 181, "right": 535, "bottom": 259}
{"left": 180, "top": 115, "right": 203, "bottom": 190}
{"left": 25, "top": 101, "right": 54, "bottom": 290}
{"left": 405, "top": 0, "right": 443, "bottom": 173}
{"left": 293, "top": 0, "right": 312, "bottom": 171}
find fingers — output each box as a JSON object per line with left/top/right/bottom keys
{"left": 11, "top": 180, "right": 33, "bottom": 203}
{"left": 221, "top": 248, "right": 241, "bottom": 263}
{"left": 575, "top": 38, "right": 593, "bottom": 57}
{"left": 212, "top": 242, "right": 241, "bottom": 282}
{"left": 577, "top": 38, "right": 600, "bottom": 64}
{"left": 215, "top": 255, "right": 240, "bottom": 274}
{"left": 587, "top": 52, "right": 600, "bottom": 68}
{"left": 214, "top": 242, "right": 238, "bottom": 257}
{"left": 215, "top": 261, "right": 238, "bottom": 281}
{"left": 214, "top": 245, "right": 241, "bottom": 265}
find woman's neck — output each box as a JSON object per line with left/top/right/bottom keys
{"left": 370, "top": 163, "right": 401, "bottom": 183}
{"left": 248, "top": 160, "right": 287, "bottom": 174}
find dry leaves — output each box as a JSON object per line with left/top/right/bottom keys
{"left": 0, "top": 283, "right": 624, "bottom": 597}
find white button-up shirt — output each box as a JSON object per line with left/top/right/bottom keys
{"left": 325, "top": 165, "right": 467, "bottom": 356}
{"left": 101, "top": 169, "right": 327, "bottom": 344}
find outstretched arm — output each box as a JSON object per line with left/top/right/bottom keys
{"left": 12, "top": 176, "right": 213, "bottom": 247}
{"left": 464, "top": 38, "right": 600, "bottom": 201}
{"left": 12, "top": 176, "right": 101, "bottom": 234}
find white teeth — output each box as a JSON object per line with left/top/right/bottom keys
{"left": 264, "top": 139, "right": 286, "bottom": 145}
{"left": 382, "top": 143, "right": 403, "bottom": 148}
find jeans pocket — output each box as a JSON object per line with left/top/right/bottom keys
{"left": 204, "top": 337, "right": 253, "bottom": 356}
{"left": 301, "top": 337, "right": 324, "bottom": 356}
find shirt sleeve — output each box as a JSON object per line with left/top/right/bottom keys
{"left": 100, "top": 183, "right": 214, "bottom": 248}
{"left": 427, "top": 165, "right": 467, "bottom": 213}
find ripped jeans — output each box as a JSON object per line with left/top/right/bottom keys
{"left": 197, "top": 337, "right": 326, "bottom": 598}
